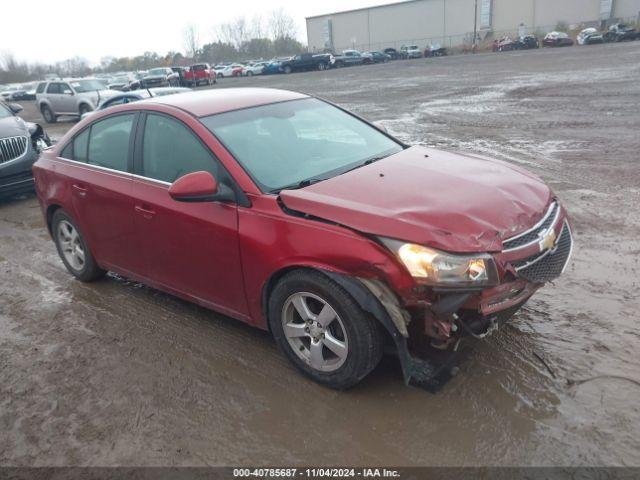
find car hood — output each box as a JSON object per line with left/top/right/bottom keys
{"left": 279, "top": 146, "right": 553, "bottom": 253}
{"left": 0, "top": 116, "right": 28, "bottom": 137}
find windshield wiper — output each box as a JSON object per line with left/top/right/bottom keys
{"left": 274, "top": 178, "right": 324, "bottom": 193}
{"left": 341, "top": 154, "right": 390, "bottom": 175}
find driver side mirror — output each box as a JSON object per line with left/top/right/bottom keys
{"left": 8, "top": 103, "right": 23, "bottom": 114}
{"left": 169, "top": 170, "right": 235, "bottom": 203}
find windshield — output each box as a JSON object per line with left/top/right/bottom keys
{"left": 202, "top": 98, "right": 403, "bottom": 193}
{"left": 112, "top": 76, "right": 130, "bottom": 83}
{"left": 0, "top": 103, "right": 13, "bottom": 119}
{"left": 70, "top": 79, "right": 105, "bottom": 92}
{"left": 148, "top": 68, "right": 167, "bottom": 76}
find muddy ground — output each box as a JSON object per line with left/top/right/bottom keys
{"left": 1, "top": 42, "right": 640, "bottom": 467}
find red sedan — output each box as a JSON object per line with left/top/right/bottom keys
{"left": 32, "top": 88, "right": 573, "bottom": 390}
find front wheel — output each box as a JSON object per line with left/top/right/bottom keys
{"left": 283, "top": 65, "right": 292, "bottom": 74}
{"left": 79, "top": 104, "right": 92, "bottom": 117}
{"left": 41, "top": 104, "right": 57, "bottom": 123}
{"left": 268, "top": 270, "right": 384, "bottom": 389}
{"left": 52, "top": 209, "right": 106, "bottom": 282}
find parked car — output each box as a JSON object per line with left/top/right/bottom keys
{"left": 0, "top": 101, "right": 51, "bottom": 199}
{"left": 514, "top": 35, "right": 540, "bottom": 49}
{"left": 543, "top": 31, "right": 574, "bottom": 47}
{"left": 21, "top": 82, "right": 38, "bottom": 100}
{"left": 401, "top": 45, "right": 422, "bottom": 59}
{"left": 383, "top": 48, "right": 403, "bottom": 60}
{"left": 185, "top": 64, "right": 216, "bottom": 86}
{"left": 35, "top": 78, "right": 121, "bottom": 123}
{"left": 243, "top": 62, "right": 268, "bottom": 76}
{"left": 362, "top": 51, "right": 391, "bottom": 63}
{"left": 333, "top": 50, "right": 365, "bottom": 67}
{"left": 603, "top": 23, "right": 638, "bottom": 42}
{"left": 80, "top": 87, "right": 191, "bottom": 119}
{"left": 577, "top": 28, "right": 604, "bottom": 45}
{"left": 215, "top": 64, "right": 244, "bottom": 78}
{"left": 263, "top": 60, "right": 284, "bottom": 75}
{"left": 140, "top": 68, "right": 179, "bottom": 88}
{"left": 0, "top": 85, "right": 22, "bottom": 101}
{"left": 108, "top": 74, "right": 136, "bottom": 91}
{"left": 280, "top": 53, "right": 334, "bottom": 73}
{"left": 493, "top": 36, "right": 516, "bottom": 52}
{"left": 33, "top": 88, "right": 573, "bottom": 390}
{"left": 424, "top": 43, "right": 448, "bottom": 57}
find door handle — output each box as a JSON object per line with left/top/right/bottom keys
{"left": 72, "top": 183, "right": 88, "bottom": 197}
{"left": 135, "top": 205, "right": 156, "bottom": 219}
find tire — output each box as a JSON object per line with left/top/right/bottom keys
{"left": 283, "top": 65, "right": 292, "bottom": 74}
{"left": 268, "top": 270, "right": 384, "bottom": 389}
{"left": 318, "top": 62, "right": 326, "bottom": 71}
{"left": 218, "top": 73, "right": 224, "bottom": 78}
{"left": 41, "top": 104, "right": 56, "bottom": 124}
{"left": 247, "top": 71, "right": 254, "bottom": 76}
{"left": 78, "top": 104, "right": 91, "bottom": 117}
{"left": 52, "top": 209, "right": 106, "bottom": 282}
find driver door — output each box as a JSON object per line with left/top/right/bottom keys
{"left": 130, "top": 112, "right": 247, "bottom": 317}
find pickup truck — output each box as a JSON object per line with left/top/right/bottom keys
{"left": 279, "top": 53, "right": 334, "bottom": 74}
{"left": 185, "top": 63, "right": 217, "bottom": 86}
{"left": 333, "top": 50, "right": 365, "bottom": 68}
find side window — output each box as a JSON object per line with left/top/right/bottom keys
{"left": 60, "top": 83, "right": 73, "bottom": 95}
{"left": 36, "top": 82, "right": 46, "bottom": 94}
{"left": 46, "top": 83, "right": 61, "bottom": 94}
{"left": 141, "top": 114, "right": 217, "bottom": 183}
{"left": 73, "top": 129, "right": 90, "bottom": 162}
{"left": 87, "top": 114, "right": 135, "bottom": 171}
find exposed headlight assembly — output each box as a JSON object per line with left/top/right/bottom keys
{"left": 380, "top": 238, "right": 499, "bottom": 287}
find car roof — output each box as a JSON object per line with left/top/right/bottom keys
{"left": 140, "top": 87, "right": 309, "bottom": 117}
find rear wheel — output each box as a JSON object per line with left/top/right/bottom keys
{"left": 247, "top": 71, "right": 254, "bottom": 76}
{"left": 52, "top": 209, "right": 106, "bottom": 282}
{"left": 41, "top": 104, "right": 56, "bottom": 123}
{"left": 318, "top": 62, "right": 327, "bottom": 71}
{"left": 283, "top": 65, "right": 292, "bottom": 74}
{"left": 268, "top": 270, "right": 384, "bottom": 389}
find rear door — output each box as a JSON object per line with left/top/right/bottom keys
{"left": 45, "top": 82, "right": 63, "bottom": 112}
{"left": 130, "top": 112, "right": 247, "bottom": 316}
{"left": 61, "top": 113, "right": 138, "bottom": 272}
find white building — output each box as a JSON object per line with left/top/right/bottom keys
{"left": 306, "top": 0, "right": 640, "bottom": 52}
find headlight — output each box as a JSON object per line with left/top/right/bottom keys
{"left": 380, "top": 238, "right": 499, "bottom": 287}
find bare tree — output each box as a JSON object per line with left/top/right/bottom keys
{"left": 183, "top": 23, "right": 201, "bottom": 60}
{"left": 268, "top": 8, "right": 297, "bottom": 40}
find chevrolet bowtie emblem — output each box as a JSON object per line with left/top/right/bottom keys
{"left": 539, "top": 230, "right": 557, "bottom": 252}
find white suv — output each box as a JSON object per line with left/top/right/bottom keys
{"left": 401, "top": 45, "right": 423, "bottom": 59}
{"left": 35, "top": 78, "right": 120, "bottom": 123}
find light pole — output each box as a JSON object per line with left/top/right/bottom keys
{"left": 473, "top": 0, "right": 478, "bottom": 53}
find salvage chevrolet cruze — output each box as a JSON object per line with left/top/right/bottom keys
{"left": 33, "top": 88, "right": 573, "bottom": 389}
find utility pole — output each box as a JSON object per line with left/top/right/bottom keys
{"left": 473, "top": 0, "right": 478, "bottom": 53}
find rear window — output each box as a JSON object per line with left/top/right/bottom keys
{"left": 192, "top": 65, "right": 207, "bottom": 71}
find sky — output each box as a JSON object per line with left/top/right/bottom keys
{"left": 1, "top": 0, "right": 393, "bottom": 65}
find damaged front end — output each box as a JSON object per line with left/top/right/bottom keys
{"left": 324, "top": 200, "right": 573, "bottom": 391}
{"left": 26, "top": 122, "right": 52, "bottom": 153}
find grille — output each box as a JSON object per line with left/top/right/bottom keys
{"left": 0, "top": 136, "right": 28, "bottom": 164}
{"left": 503, "top": 201, "right": 560, "bottom": 251}
{"left": 512, "top": 222, "right": 573, "bottom": 283}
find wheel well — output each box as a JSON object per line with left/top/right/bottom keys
{"left": 262, "top": 266, "right": 318, "bottom": 330}
{"left": 46, "top": 204, "right": 62, "bottom": 235}
{"left": 78, "top": 103, "right": 92, "bottom": 113}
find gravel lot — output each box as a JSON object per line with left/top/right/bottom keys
{"left": 1, "top": 42, "right": 640, "bottom": 466}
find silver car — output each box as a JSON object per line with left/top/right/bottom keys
{"left": 35, "top": 78, "right": 120, "bottom": 123}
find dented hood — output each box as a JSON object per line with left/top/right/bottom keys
{"left": 279, "top": 146, "right": 553, "bottom": 253}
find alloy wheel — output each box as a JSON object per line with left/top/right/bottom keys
{"left": 57, "top": 220, "right": 85, "bottom": 271}
{"left": 281, "top": 292, "right": 349, "bottom": 372}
